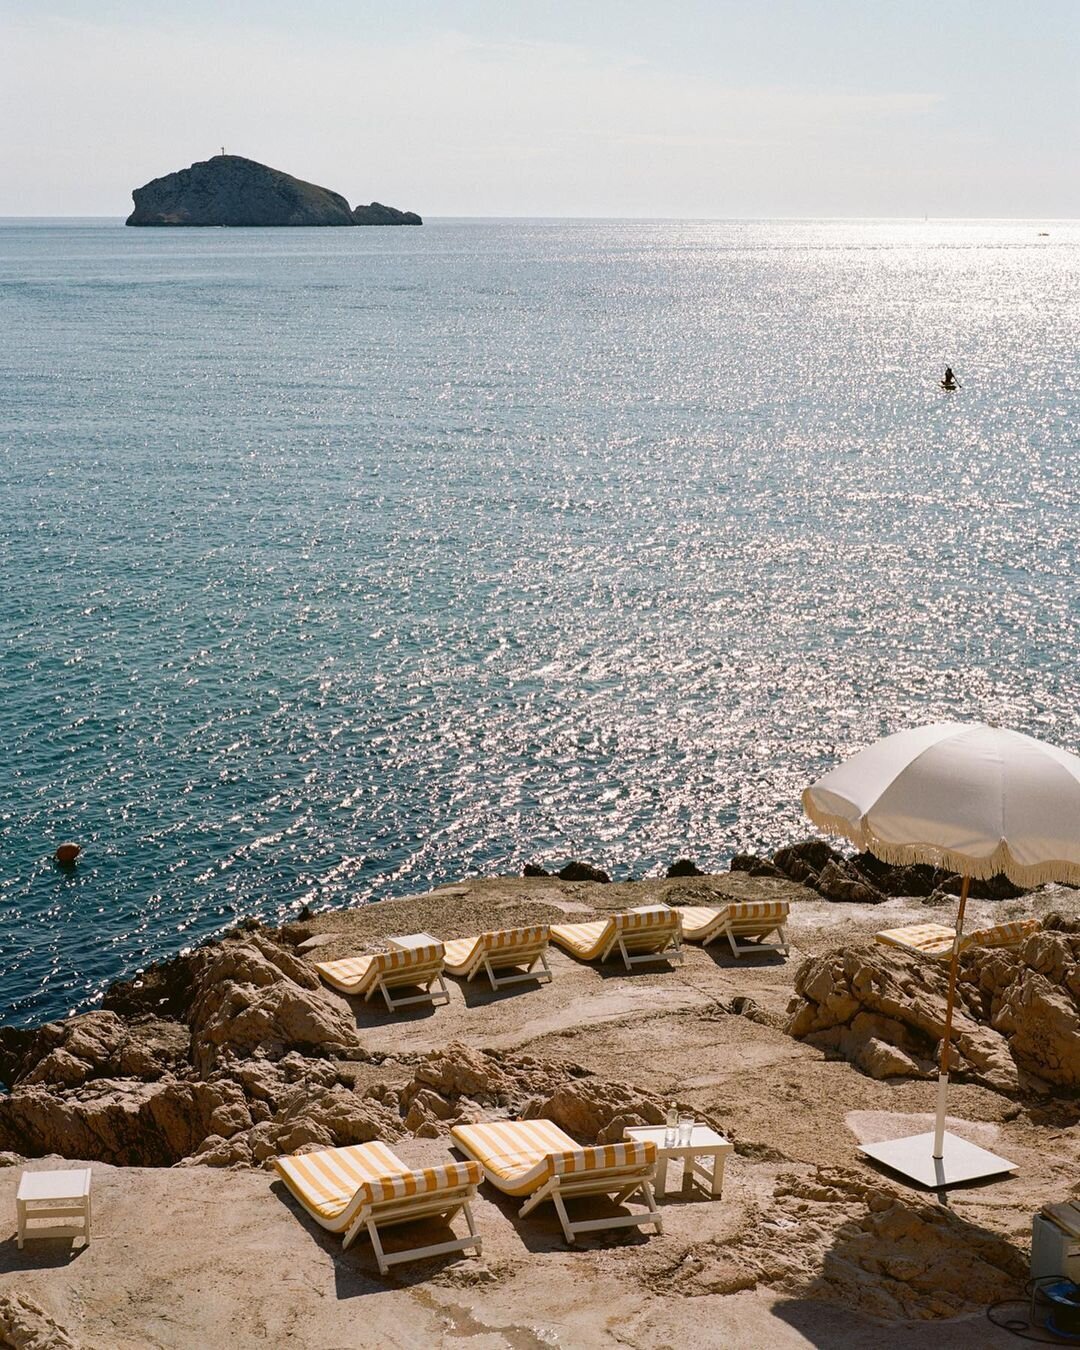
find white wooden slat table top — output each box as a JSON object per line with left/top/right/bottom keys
{"left": 17, "top": 1167, "right": 92, "bottom": 1202}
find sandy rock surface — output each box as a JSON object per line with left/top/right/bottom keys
{"left": 2, "top": 868, "right": 1079, "bottom": 1347}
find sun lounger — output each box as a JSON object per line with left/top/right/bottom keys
{"left": 451, "top": 1119, "right": 662, "bottom": 1244}
{"left": 677, "top": 901, "right": 790, "bottom": 958}
{"left": 875, "top": 918, "right": 1039, "bottom": 960}
{"left": 273, "top": 1140, "right": 483, "bottom": 1274}
{"left": 443, "top": 925, "right": 552, "bottom": 990}
{"left": 549, "top": 905, "right": 683, "bottom": 970}
{"left": 315, "top": 943, "right": 450, "bottom": 1012}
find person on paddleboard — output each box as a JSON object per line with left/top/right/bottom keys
{"left": 941, "top": 366, "right": 960, "bottom": 390}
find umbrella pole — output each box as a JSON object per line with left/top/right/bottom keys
{"left": 933, "top": 875, "right": 970, "bottom": 1159}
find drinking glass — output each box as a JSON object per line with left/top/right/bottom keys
{"left": 677, "top": 1116, "right": 694, "bottom": 1145}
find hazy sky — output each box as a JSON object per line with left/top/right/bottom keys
{"left": 3, "top": 0, "right": 1078, "bottom": 217}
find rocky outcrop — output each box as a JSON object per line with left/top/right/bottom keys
{"left": 126, "top": 156, "right": 422, "bottom": 228}
{"left": 127, "top": 156, "right": 356, "bottom": 226}
{"left": 557, "top": 861, "right": 611, "bottom": 883}
{"left": 764, "top": 838, "right": 1027, "bottom": 906}
{"left": 0, "top": 939, "right": 673, "bottom": 1167}
{"left": 647, "top": 1165, "right": 1024, "bottom": 1320}
{"left": 0, "top": 1292, "right": 80, "bottom": 1349}
{"left": 0, "top": 929, "right": 369, "bottom": 1164}
{"left": 666, "top": 859, "right": 704, "bottom": 878}
{"left": 352, "top": 201, "right": 422, "bottom": 225}
{"left": 785, "top": 928, "right": 1080, "bottom": 1096}
{"left": 0, "top": 1011, "right": 188, "bottom": 1090}
{"left": 186, "top": 933, "right": 361, "bottom": 1074}
{"left": 394, "top": 1042, "right": 673, "bottom": 1144}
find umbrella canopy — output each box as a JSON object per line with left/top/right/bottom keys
{"left": 802, "top": 721, "right": 1080, "bottom": 888}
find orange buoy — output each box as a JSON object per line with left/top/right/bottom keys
{"left": 54, "top": 842, "right": 81, "bottom": 865}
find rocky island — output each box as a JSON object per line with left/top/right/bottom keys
{"left": 2, "top": 842, "right": 1078, "bottom": 1347}
{"left": 126, "top": 155, "right": 422, "bottom": 227}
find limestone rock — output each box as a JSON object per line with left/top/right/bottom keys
{"left": 0, "top": 1076, "right": 250, "bottom": 1166}
{"left": 295, "top": 934, "right": 334, "bottom": 953}
{"left": 784, "top": 932, "right": 1080, "bottom": 1096}
{"left": 1, "top": 1011, "right": 188, "bottom": 1090}
{"left": 127, "top": 156, "right": 356, "bottom": 227}
{"left": 646, "top": 1164, "right": 1023, "bottom": 1319}
{"left": 729, "top": 853, "right": 782, "bottom": 878}
{"left": 0, "top": 1292, "right": 80, "bottom": 1349}
{"left": 406, "top": 1042, "right": 515, "bottom": 1105}
{"left": 187, "top": 934, "right": 361, "bottom": 1073}
{"left": 520, "top": 1079, "right": 665, "bottom": 1143}
{"left": 103, "top": 949, "right": 201, "bottom": 1021}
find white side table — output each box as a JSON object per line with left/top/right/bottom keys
{"left": 387, "top": 932, "right": 440, "bottom": 951}
{"left": 16, "top": 1168, "right": 92, "bottom": 1248}
{"left": 625, "top": 1124, "right": 733, "bottom": 1199}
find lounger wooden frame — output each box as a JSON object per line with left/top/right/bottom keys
{"left": 679, "top": 902, "right": 790, "bottom": 959}
{"left": 451, "top": 1120, "right": 663, "bottom": 1246}
{"left": 443, "top": 926, "right": 553, "bottom": 991}
{"left": 517, "top": 1163, "right": 663, "bottom": 1244}
{"left": 273, "top": 1142, "right": 483, "bottom": 1276}
{"left": 346, "top": 1183, "right": 482, "bottom": 1274}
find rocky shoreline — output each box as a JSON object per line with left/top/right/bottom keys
{"left": 2, "top": 839, "right": 1074, "bottom": 1168}
{"left": 3, "top": 847, "right": 1079, "bottom": 1347}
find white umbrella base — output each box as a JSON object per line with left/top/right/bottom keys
{"left": 859, "top": 1130, "right": 1017, "bottom": 1189}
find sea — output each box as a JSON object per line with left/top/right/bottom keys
{"left": 1, "top": 217, "right": 1077, "bottom": 1029}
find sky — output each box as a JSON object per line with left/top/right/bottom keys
{"left": 2, "top": 0, "right": 1078, "bottom": 218}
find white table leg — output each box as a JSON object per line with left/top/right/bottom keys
{"left": 711, "top": 1151, "right": 726, "bottom": 1197}
{"left": 655, "top": 1155, "right": 669, "bottom": 1198}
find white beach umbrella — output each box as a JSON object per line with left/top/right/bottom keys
{"left": 803, "top": 721, "right": 1080, "bottom": 1188}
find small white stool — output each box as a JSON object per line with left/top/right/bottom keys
{"left": 16, "top": 1168, "right": 92, "bottom": 1248}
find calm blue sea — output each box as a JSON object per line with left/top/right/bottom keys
{"left": 1, "top": 217, "right": 1077, "bottom": 1027}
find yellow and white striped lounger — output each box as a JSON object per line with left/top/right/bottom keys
{"left": 451, "top": 1119, "right": 662, "bottom": 1245}
{"left": 315, "top": 943, "right": 450, "bottom": 1012}
{"left": 443, "top": 925, "right": 552, "bottom": 991}
{"left": 549, "top": 906, "right": 683, "bottom": 971}
{"left": 678, "top": 901, "right": 790, "bottom": 959}
{"left": 273, "top": 1140, "right": 483, "bottom": 1275}
{"left": 875, "top": 917, "right": 1039, "bottom": 961}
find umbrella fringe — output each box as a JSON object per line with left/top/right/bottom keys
{"left": 801, "top": 793, "right": 1080, "bottom": 888}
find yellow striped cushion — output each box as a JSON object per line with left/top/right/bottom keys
{"left": 274, "top": 1142, "right": 481, "bottom": 1233}
{"left": 316, "top": 943, "right": 444, "bottom": 994}
{"left": 274, "top": 1140, "right": 409, "bottom": 1225}
{"left": 677, "top": 906, "right": 721, "bottom": 939}
{"left": 549, "top": 920, "right": 611, "bottom": 960}
{"left": 550, "top": 907, "right": 677, "bottom": 960}
{"left": 451, "top": 1119, "right": 655, "bottom": 1197}
{"left": 725, "top": 900, "right": 788, "bottom": 923}
{"left": 443, "top": 926, "right": 549, "bottom": 975}
{"left": 680, "top": 900, "right": 789, "bottom": 941}
{"left": 965, "top": 918, "right": 1039, "bottom": 949}
{"left": 875, "top": 923, "right": 956, "bottom": 957}
{"left": 615, "top": 906, "right": 679, "bottom": 934}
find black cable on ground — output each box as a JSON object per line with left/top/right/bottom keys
{"left": 986, "top": 1280, "right": 1080, "bottom": 1345}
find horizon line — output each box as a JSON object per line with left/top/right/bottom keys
{"left": 1, "top": 213, "right": 1077, "bottom": 224}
